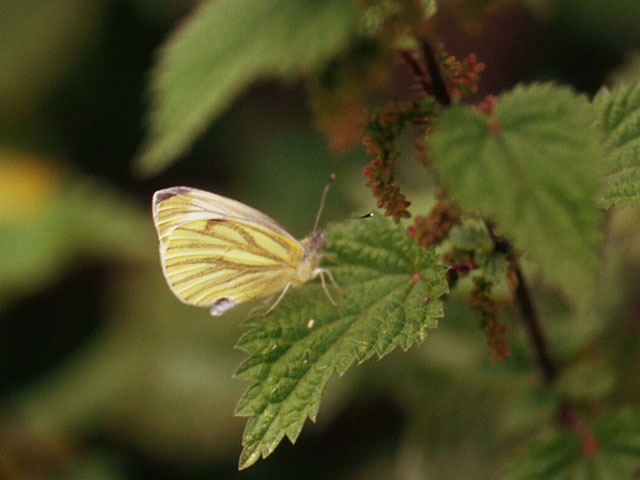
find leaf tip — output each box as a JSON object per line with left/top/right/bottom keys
{"left": 131, "top": 141, "right": 168, "bottom": 178}
{"left": 238, "top": 446, "right": 260, "bottom": 471}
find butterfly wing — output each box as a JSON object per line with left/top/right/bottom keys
{"left": 153, "top": 189, "right": 305, "bottom": 312}
{"left": 153, "top": 186, "right": 296, "bottom": 247}
{"left": 161, "top": 218, "right": 303, "bottom": 308}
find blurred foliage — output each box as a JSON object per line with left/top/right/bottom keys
{"left": 1, "top": 0, "right": 640, "bottom": 479}
{"left": 0, "top": 153, "right": 153, "bottom": 307}
{"left": 135, "top": 0, "right": 360, "bottom": 175}
{"left": 500, "top": 409, "right": 640, "bottom": 479}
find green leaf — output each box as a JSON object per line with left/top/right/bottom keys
{"left": 448, "top": 218, "right": 508, "bottom": 284}
{"left": 594, "top": 79, "right": 640, "bottom": 207}
{"left": 234, "top": 215, "right": 448, "bottom": 469}
{"left": 501, "top": 408, "right": 640, "bottom": 479}
{"left": 429, "top": 83, "right": 604, "bottom": 305}
{"left": 135, "top": 0, "right": 358, "bottom": 175}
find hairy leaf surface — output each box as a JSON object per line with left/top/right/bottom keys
{"left": 594, "top": 80, "right": 640, "bottom": 207}
{"left": 135, "top": 0, "right": 357, "bottom": 175}
{"left": 429, "top": 83, "right": 604, "bottom": 305}
{"left": 234, "top": 215, "right": 448, "bottom": 469}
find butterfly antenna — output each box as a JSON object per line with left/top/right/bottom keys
{"left": 350, "top": 212, "right": 374, "bottom": 220}
{"left": 313, "top": 173, "right": 336, "bottom": 232}
{"left": 322, "top": 211, "right": 374, "bottom": 231}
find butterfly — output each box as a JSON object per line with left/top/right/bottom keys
{"left": 152, "top": 179, "right": 341, "bottom": 316}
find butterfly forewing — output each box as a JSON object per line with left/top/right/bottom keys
{"left": 153, "top": 187, "right": 296, "bottom": 246}
{"left": 160, "top": 218, "right": 304, "bottom": 307}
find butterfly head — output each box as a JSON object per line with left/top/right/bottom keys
{"left": 306, "top": 231, "right": 326, "bottom": 252}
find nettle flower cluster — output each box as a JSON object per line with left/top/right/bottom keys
{"left": 364, "top": 46, "right": 512, "bottom": 361}
{"left": 315, "top": 43, "right": 513, "bottom": 362}
{"left": 361, "top": 101, "right": 431, "bottom": 222}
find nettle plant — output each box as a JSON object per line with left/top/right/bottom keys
{"left": 136, "top": 0, "right": 640, "bottom": 475}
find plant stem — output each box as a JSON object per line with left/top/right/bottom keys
{"left": 484, "top": 221, "right": 598, "bottom": 451}
{"left": 421, "top": 41, "right": 451, "bottom": 106}
{"left": 511, "top": 262, "right": 557, "bottom": 381}
{"left": 401, "top": 41, "right": 451, "bottom": 106}
{"left": 560, "top": 403, "right": 598, "bottom": 456}
{"left": 483, "top": 221, "right": 556, "bottom": 382}
{"left": 400, "top": 50, "right": 434, "bottom": 97}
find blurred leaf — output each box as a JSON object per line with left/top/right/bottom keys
{"left": 0, "top": 153, "right": 154, "bottom": 307}
{"left": 500, "top": 408, "right": 640, "bottom": 480}
{"left": 539, "top": 294, "right": 608, "bottom": 362}
{"left": 593, "top": 79, "right": 640, "bottom": 207}
{"left": 0, "top": 151, "right": 65, "bottom": 222}
{"left": 553, "top": 359, "right": 616, "bottom": 402}
{"left": 429, "top": 83, "right": 604, "bottom": 307}
{"left": 498, "top": 386, "right": 556, "bottom": 441}
{"left": 135, "top": 0, "right": 358, "bottom": 175}
{"left": 234, "top": 215, "right": 448, "bottom": 469}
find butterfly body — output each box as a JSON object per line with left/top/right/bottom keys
{"left": 296, "top": 231, "right": 326, "bottom": 281}
{"left": 152, "top": 187, "right": 336, "bottom": 316}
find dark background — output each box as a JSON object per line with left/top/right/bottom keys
{"left": 1, "top": 1, "right": 639, "bottom": 478}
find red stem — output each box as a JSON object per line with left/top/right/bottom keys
{"left": 421, "top": 41, "right": 451, "bottom": 106}
{"left": 400, "top": 50, "right": 434, "bottom": 96}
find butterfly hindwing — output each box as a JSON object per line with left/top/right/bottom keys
{"left": 160, "top": 217, "right": 303, "bottom": 307}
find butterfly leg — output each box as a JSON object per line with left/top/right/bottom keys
{"left": 318, "top": 271, "right": 338, "bottom": 306}
{"left": 317, "top": 268, "right": 344, "bottom": 296}
{"left": 247, "top": 294, "right": 275, "bottom": 318}
{"left": 262, "top": 282, "right": 292, "bottom": 316}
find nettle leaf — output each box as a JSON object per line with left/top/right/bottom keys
{"left": 429, "top": 83, "right": 604, "bottom": 305}
{"left": 501, "top": 408, "right": 640, "bottom": 479}
{"left": 135, "top": 0, "right": 358, "bottom": 175}
{"left": 234, "top": 215, "right": 448, "bottom": 469}
{"left": 594, "top": 79, "right": 640, "bottom": 207}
